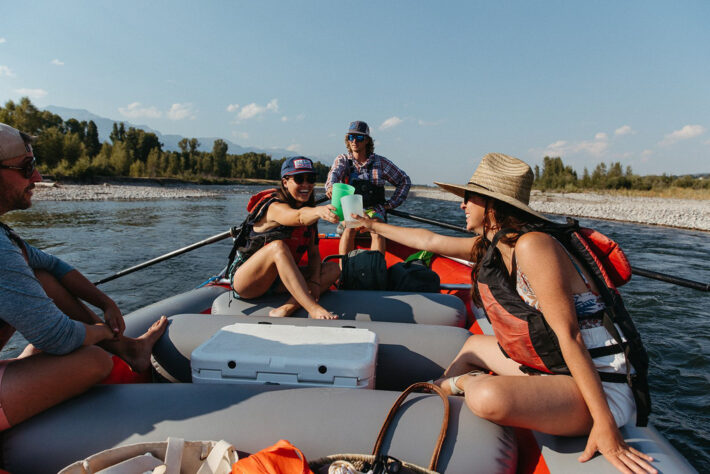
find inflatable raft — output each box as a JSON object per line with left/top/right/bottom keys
{"left": 0, "top": 237, "right": 696, "bottom": 473}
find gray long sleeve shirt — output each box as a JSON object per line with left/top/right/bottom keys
{"left": 0, "top": 224, "right": 85, "bottom": 355}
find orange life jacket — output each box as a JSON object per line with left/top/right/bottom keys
{"left": 227, "top": 189, "right": 316, "bottom": 270}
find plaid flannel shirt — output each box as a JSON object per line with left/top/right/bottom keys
{"left": 325, "top": 153, "right": 411, "bottom": 216}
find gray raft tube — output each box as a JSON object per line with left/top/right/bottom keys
{"left": 0, "top": 384, "right": 518, "bottom": 474}
{"left": 122, "top": 285, "right": 467, "bottom": 339}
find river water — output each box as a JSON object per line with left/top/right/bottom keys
{"left": 1, "top": 186, "right": 708, "bottom": 471}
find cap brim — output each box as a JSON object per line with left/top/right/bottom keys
{"left": 434, "top": 181, "right": 553, "bottom": 223}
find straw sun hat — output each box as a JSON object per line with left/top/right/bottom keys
{"left": 434, "top": 153, "right": 550, "bottom": 222}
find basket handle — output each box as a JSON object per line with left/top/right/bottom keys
{"left": 371, "top": 382, "right": 450, "bottom": 471}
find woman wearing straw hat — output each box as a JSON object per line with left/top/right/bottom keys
{"left": 352, "top": 153, "right": 655, "bottom": 473}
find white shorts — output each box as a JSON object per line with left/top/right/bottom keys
{"left": 582, "top": 324, "right": 637, "bottom": 427}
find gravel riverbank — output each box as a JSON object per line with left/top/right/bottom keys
{"left": 409, "top": 188, "right": 710, "bottom": 231}
{"left": 32, "top": 182, "right": 710, "bottom": 231}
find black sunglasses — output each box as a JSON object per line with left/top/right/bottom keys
{"left": 290, "top": 173, "right": 316, "bottom": 184}
{"left": 347, "top": 134, "right": 366, "bottom": 142}
{"left": 0, "top": 157, "right": 37, "bottom": 179}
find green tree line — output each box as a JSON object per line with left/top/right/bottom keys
{"left": 0, "top": 97, "right": 331, "bottom": 182}
{"left": 534, "top": 156, "right": 708, "bottom": 191}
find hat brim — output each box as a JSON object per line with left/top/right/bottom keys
{"left": 434, "top": 181, "right": 553, "bottom": 223}
{"left": 282, "top": 170, "right": 316, "bottom": 177}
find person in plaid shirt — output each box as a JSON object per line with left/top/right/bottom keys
{"left": 325, "top": 121, "right": 411, "bottom": 256}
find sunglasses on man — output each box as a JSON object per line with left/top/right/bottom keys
{"left": 0, "top": 157, "right": 37, "bottom": 179}
{"left": 347, "top": 134, "right": 366, "bottom": 142}
{"left": 289, "top": 173, "right": 316, "bottom": 184}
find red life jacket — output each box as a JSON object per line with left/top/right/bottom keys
{"left": 476, "top": 220, "right": 650, "bottom": 426}
{"left": 227, "top": 189, "right": 316, "bottom": 270}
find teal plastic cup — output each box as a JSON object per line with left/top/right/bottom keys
{"left": 331, "top": 183, "right": 355, "bottom": 221}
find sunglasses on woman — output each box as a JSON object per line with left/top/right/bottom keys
{"left": 347, "top": 134, "right": 366, "bottom": 142}
{"left": 0, "top": 157, "right": 37, "bottom": 179}
{"left": 289, "top": 173, "right": 316, "bottom": 184}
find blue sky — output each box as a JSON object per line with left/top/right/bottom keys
{"left": 1, "top": 1, "right": 708, "bottom": 183}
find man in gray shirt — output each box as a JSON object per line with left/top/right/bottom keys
{"left": 0, "top": 123, "right": 167, "bottom": 431}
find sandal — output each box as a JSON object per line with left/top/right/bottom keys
{"left": 444, "top": 369, "right": 487, "bottom": 396}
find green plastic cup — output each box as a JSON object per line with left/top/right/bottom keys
{"left": 331, "top": 183, "right": 355, "bottom": 221}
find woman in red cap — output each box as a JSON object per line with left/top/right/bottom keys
{"left": 230, "top": 156, "right": 340, "bottom": 319}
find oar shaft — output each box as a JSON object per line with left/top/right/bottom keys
{"left": 93, "top": 230, "right": 232, "bottom": 285}
{"left": 631, "top": 266, "right": 709, "bottom": 292}
{"left": 388, "top": 209, "right": 469, "bottom": 233}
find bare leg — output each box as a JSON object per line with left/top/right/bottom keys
{"left": 270, "top": 261, "right": 341, "bottom": 317}
{"left": 433, "top": 334, "right": 594, "bottom": 435}
{"left": 34, "top": 270, "right": 168, "bottom": 373}
{"left": 233, "top": 241, "right": 336, "bottom": 319}
{"left": 0, "top": 346, "right": 113, "bottom": 426}
{"left": 434, "top": 334, "right": 525, "bottom": 395}
{"left": 462, "top": 373, "right": 593, "bottom": 436}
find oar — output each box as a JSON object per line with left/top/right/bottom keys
{"left": 93, "top": 230, "right": 233, "bottom": 285}
{"left": 389, "top": 209, "right": 710, "bottom": 292}
{"left": 93, "top": 195, "right": 331, "bottom": 286}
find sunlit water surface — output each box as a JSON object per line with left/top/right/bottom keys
{"left": 1, "top": 187, "right": 708, "bottom": 471}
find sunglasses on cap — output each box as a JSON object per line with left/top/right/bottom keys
{"left": 289, "top": 173, "right": 316, "bottom": 184}
{"left": 0, "top": 157, "right": 37, "bottom": 179}
{"left": 347, "top": 134, "right": 366, "bottom": 142}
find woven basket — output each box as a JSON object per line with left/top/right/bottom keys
{"left": 309, "top": 382, "right": 449, "bottom": 474}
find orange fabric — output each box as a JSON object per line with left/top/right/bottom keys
{"left": 232, "top": 439, "right": 313, "bottom": 474}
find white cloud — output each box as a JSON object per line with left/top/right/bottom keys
{"left": 14, "top": 88, "right": 47, "bottom": 99}
{"left": 167, "top": 103, "right": 195, "bottom": 120}
{"left": 50, "top": 59, "right": 64, "bottom": 66}
{"left": 235, "top": 99, "right": 279, "bottom": 120}
{"left": 0, "top": 65, "right": 15, "bottom": 77}
{"left": 380, "top": 116, "right": 403, "bottom": 130}
{"left": 286, "top": 144, "right": 300, "bottom": 152}
{"left": 281, "top": 113, "right": 305, "bottom": 123}
{"left": 118, "top": 102, "right": 162, "bottom": 119}
{"left": 660, "top": 124, "right": 705, "bottom": 145}
{"left": 0, "top": 38, "right": 6, "bottom": 44}
{"left": 615, "top": 125, "right": 633, "bottom": 136}
{"left": 543, "top": 133, "right": 609, "bottom": 157}
{"left": 226, "top": 103, "right": 239, "bottom": 112}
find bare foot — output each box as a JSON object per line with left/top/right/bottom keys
{"left": 310, "top": 307, "right": 338, "bottom": 320}
{"left": 110, "top": 316, "right": 168, "bottom": 373}
{"left": 269, "top": 303, "right": 299, "bottom": 317}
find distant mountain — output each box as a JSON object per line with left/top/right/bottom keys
{"left": 43, "top": 105, "right": 295, "bottom": 158}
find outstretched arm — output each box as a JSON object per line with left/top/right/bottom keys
{"left": 352, "top": 214, "right": 477, "bottom": 261}
{"left": 267, "top": 202, "right": 339, "bottom": 227}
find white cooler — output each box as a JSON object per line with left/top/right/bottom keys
{"left": 191, "top": 323, "right": 377, "bottom": 389}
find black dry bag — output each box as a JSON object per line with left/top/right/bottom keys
{"left": 336, "top": 249, "right": 388, "bottom": 291}
{"left": 387, "top": 260, "right": 441, "bottom": 293}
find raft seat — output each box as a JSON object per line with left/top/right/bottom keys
{"left": 211, "top": 289, "right": 466, "bottom": 326}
